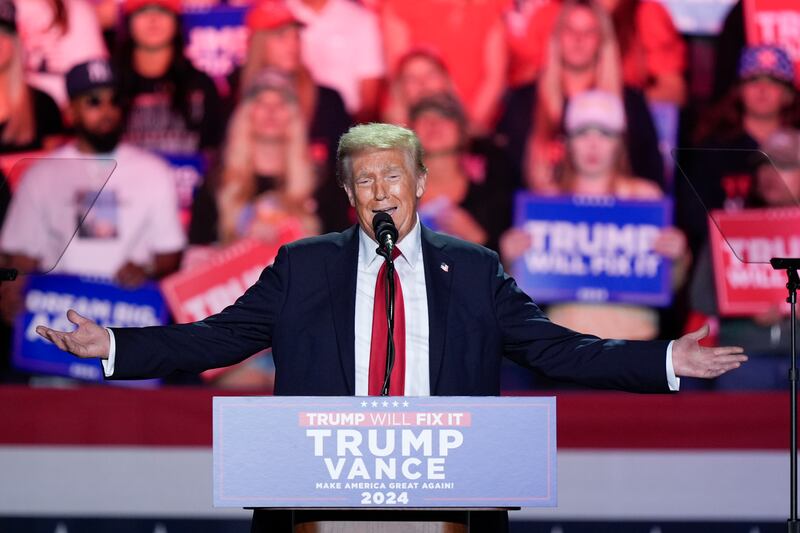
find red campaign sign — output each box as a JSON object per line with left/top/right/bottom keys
{"left": 160, "top": 232, "right": 301, "bottom": 324}
{"left": 745, "top": 0, "right": 800, "bottom": 85}
{"left": 709, "top": 208, "right": 800, "bottom": 316}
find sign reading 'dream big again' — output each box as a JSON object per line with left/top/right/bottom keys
{"left": 14, "top": 274, "right": 168, "bottom": 382}
{"left": 213, "top": 396, "right": 556, "bottom": 508}
{"left": 511, "top": 194, "right": 673, "bottom": 306}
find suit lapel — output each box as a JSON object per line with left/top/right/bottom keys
{"left": 326, "top": 226, "right": 359, "bottom": 395}
{"left": 421, "top": 226, "right": 453, "bottom": 395}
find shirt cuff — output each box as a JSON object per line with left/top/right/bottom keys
{"left": 101, "top": 328, "right": 116, "bottom": 378}
{"left": 666, "top": 340, "right": 680, "bottom": 391}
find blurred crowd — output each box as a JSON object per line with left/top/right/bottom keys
{"left": 0, "top": 0, "right": 797, "bottom": 391}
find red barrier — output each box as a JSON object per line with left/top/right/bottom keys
{"left": 0, "top": 386, "right": 789, "bottom": 450}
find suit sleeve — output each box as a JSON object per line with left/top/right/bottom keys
{"left": 491, "top": 256, "right": 670, "bottom": 393}
{"left": 107, "top": 244, "right": 291, "bottom": 380}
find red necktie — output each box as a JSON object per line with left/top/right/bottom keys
{"left": 368, "top": 247, "right": 405, "bottom": 396}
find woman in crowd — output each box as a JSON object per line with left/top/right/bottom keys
{"left": 507, "top": 0, "right": 686, "bottom": 104}
{"left": 236, "top": 0, "right": 351, "bottom": 231}
{"left": 16, "top": 0, "right": 107, "bottom": 108}
{"left": 115, "top": 0, "right": 224, "bottom": 158}
{"left": 408, "top": 93, "right": 513, "bottom": 253}
{"left": 189, "top": 69, "right": 319, "bottom": 247}
{"left": 500, "top": 90, "right": 689, "bottom": 341}
{"left": 383, "top": 49, "right": 453, "bottom": 127}
{"left": 679, "top": 45, "right": 800, "bottom": 254}
{"left": 497, "top": 0, "right": 664, "bottom": 194}
{"left": 381, "top": 0, "right": 508, "bottom": 133}
{"left": 188, "top": 69, "right": 319, "bottom": 389}
{"left": 0, "top": 0, "right": 63, "bottom": 154}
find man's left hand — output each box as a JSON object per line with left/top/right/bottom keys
{"left": 672, "top": 325, "right": 748, "bottom": 378}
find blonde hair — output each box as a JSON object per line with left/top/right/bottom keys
{"left": 217, "top": 86, "right": 314, "bottom": 244}
{"left": 527, "top": 0, "right": 623, "bottom": 192}
{"left": 336, "top": 123, "right": 427, "bottom": 188}
{"left": 1, "top": 36, "right": 34, "bottom": 146}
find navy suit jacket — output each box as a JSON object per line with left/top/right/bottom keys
{"left": 110, "top": 224, "right": 670, "bottom": 394}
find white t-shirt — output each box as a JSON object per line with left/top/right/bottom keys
{"left": 18, "top": 0, "right": 108, "bottom": 108}
{"left": 287, "top": 0, "right": 385, "bottom": 113}
{"left": 0, "top": 143, "right": 186, "bottom": 278}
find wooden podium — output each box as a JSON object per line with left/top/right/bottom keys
{"left": 215, "top": 396, "right": 555, "bottom": 533}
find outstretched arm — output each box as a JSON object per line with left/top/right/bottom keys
{"left": 493, "top": 256, "right": 746, "bottom": 391}
{"left": 36, "top": 245, "right": 292, "bottom": 380}
{"left": 671, "top": 324, "right": 746, "bottom": 379}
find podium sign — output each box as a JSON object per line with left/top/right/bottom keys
{"left": 213, "top": 396, "right": 556, "bottom": 508}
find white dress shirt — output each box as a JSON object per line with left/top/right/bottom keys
{"left": 355, "top": 217, "right": 429, "bottom": 396}
{"left": 104, "top": 218, "right": 679, "bottom": 392}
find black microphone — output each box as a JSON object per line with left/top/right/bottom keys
{"left": 372, "top": 212, "right": 398, "bottom": 256}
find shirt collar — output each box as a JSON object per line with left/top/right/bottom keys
{"left": 358, "top": 215, "right": 422, "bottom": 271}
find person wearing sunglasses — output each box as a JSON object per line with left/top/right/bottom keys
{"left": 0, "top": 59, "right": 185, "bottom": 293}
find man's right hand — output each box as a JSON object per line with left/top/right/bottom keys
{"left": 35, "top": 309, "right": 110, "bottom": 359}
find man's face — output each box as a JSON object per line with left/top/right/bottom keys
{"left": 70, "top": 87, "right": 124, "bottom": 152}
{"left": 344, "top": 148, "right": 426, "bottom": 243}
{"left": 72, "top": 88, "right": 122, "bottom": 134}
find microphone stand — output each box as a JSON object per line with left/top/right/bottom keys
{"left": 377, "top": 240, "right": 396, "bottom": 396}
{"left": 771, "top": 257, "right": 800, "bottom": 533}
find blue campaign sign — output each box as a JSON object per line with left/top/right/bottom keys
{"left": 161, "top": 153, "right": 207, "bottom": 227}
{"left": 511, "top": 194, "right": 673, "bottom": 306}
{"left": 13, "top": 275, "right": 168, "bottom": 382}
{"left": 214, "top": 396, "right": 557, "bottom": 508}
{"left": 182, "top": 7, "right": 248, "bottom": 84}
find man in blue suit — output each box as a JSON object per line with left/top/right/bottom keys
{"left": 37, "top": 123, "right": 746, "bottom": 530}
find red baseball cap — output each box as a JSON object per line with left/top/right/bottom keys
{"left": 246, "top": 1, "right": 301, "bottom": 32}
{"left": 123, "top": 0, "right": 181, "bottom": 15}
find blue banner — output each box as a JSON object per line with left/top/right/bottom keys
{"left": 13, "top": 275, "right": 168, "bottom": 382}
{"left": 511, "top": 194, "right": 673, "bottom": 306}
{"left": 161, "top": 153, "right": 207, "bottom": 229}
{"left": 214, "top": 396, "right": 557, "bottom": 508}
{"left": 182, "top": 7, "right": 248, "bottom": 86}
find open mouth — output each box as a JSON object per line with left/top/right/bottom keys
{"left": 372, "top": 207, "right": 397, "bottom": 215}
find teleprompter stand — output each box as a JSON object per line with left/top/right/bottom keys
{"left": 771, "top": 258, "right": 800, "bottom": 533}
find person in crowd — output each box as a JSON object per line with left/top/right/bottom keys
{"left": 507, "top": 0, "right": 686, "bottom": 104}
{"left": 286, "top": 0, "right": 385, "bottom": 123}
{"left": 500, "top": 90, "right": 689, "bottom": 341}
{"left": 190, "top": 70, "right": 321, "bottom": 391}
{"left": 496, "top": 0, "right": 663, "bottom": 193}
{"left": 679, "top": 45, "right": 800, "bottom": 255}
{"left": 381, "top": 0, "right": 508, "bottom": 133}
{"left": 17, "top": 0, "right": 107, "bottom": 109}
{"left": 0, "top": 0, "right": 64, "bottom": 154}
{"left": 237, "top": 0, "right": 351, "bottom": 231}
{"left": 408, "top": 93, "right": 513, "bottom": 253}
{"left": 115, "top": 0, "right": 224, "bottom": 158}
{"left": 0, "top": 59, "right": 184, "bottom": 322}
{"left": 688, "top": 129, "right": 799, "bottom": 390}
{"left": 189, "top": 69, "right": 319, "bottom": 247}
{"left": 383, "top": 48, "right": 453, "bottom": 127}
